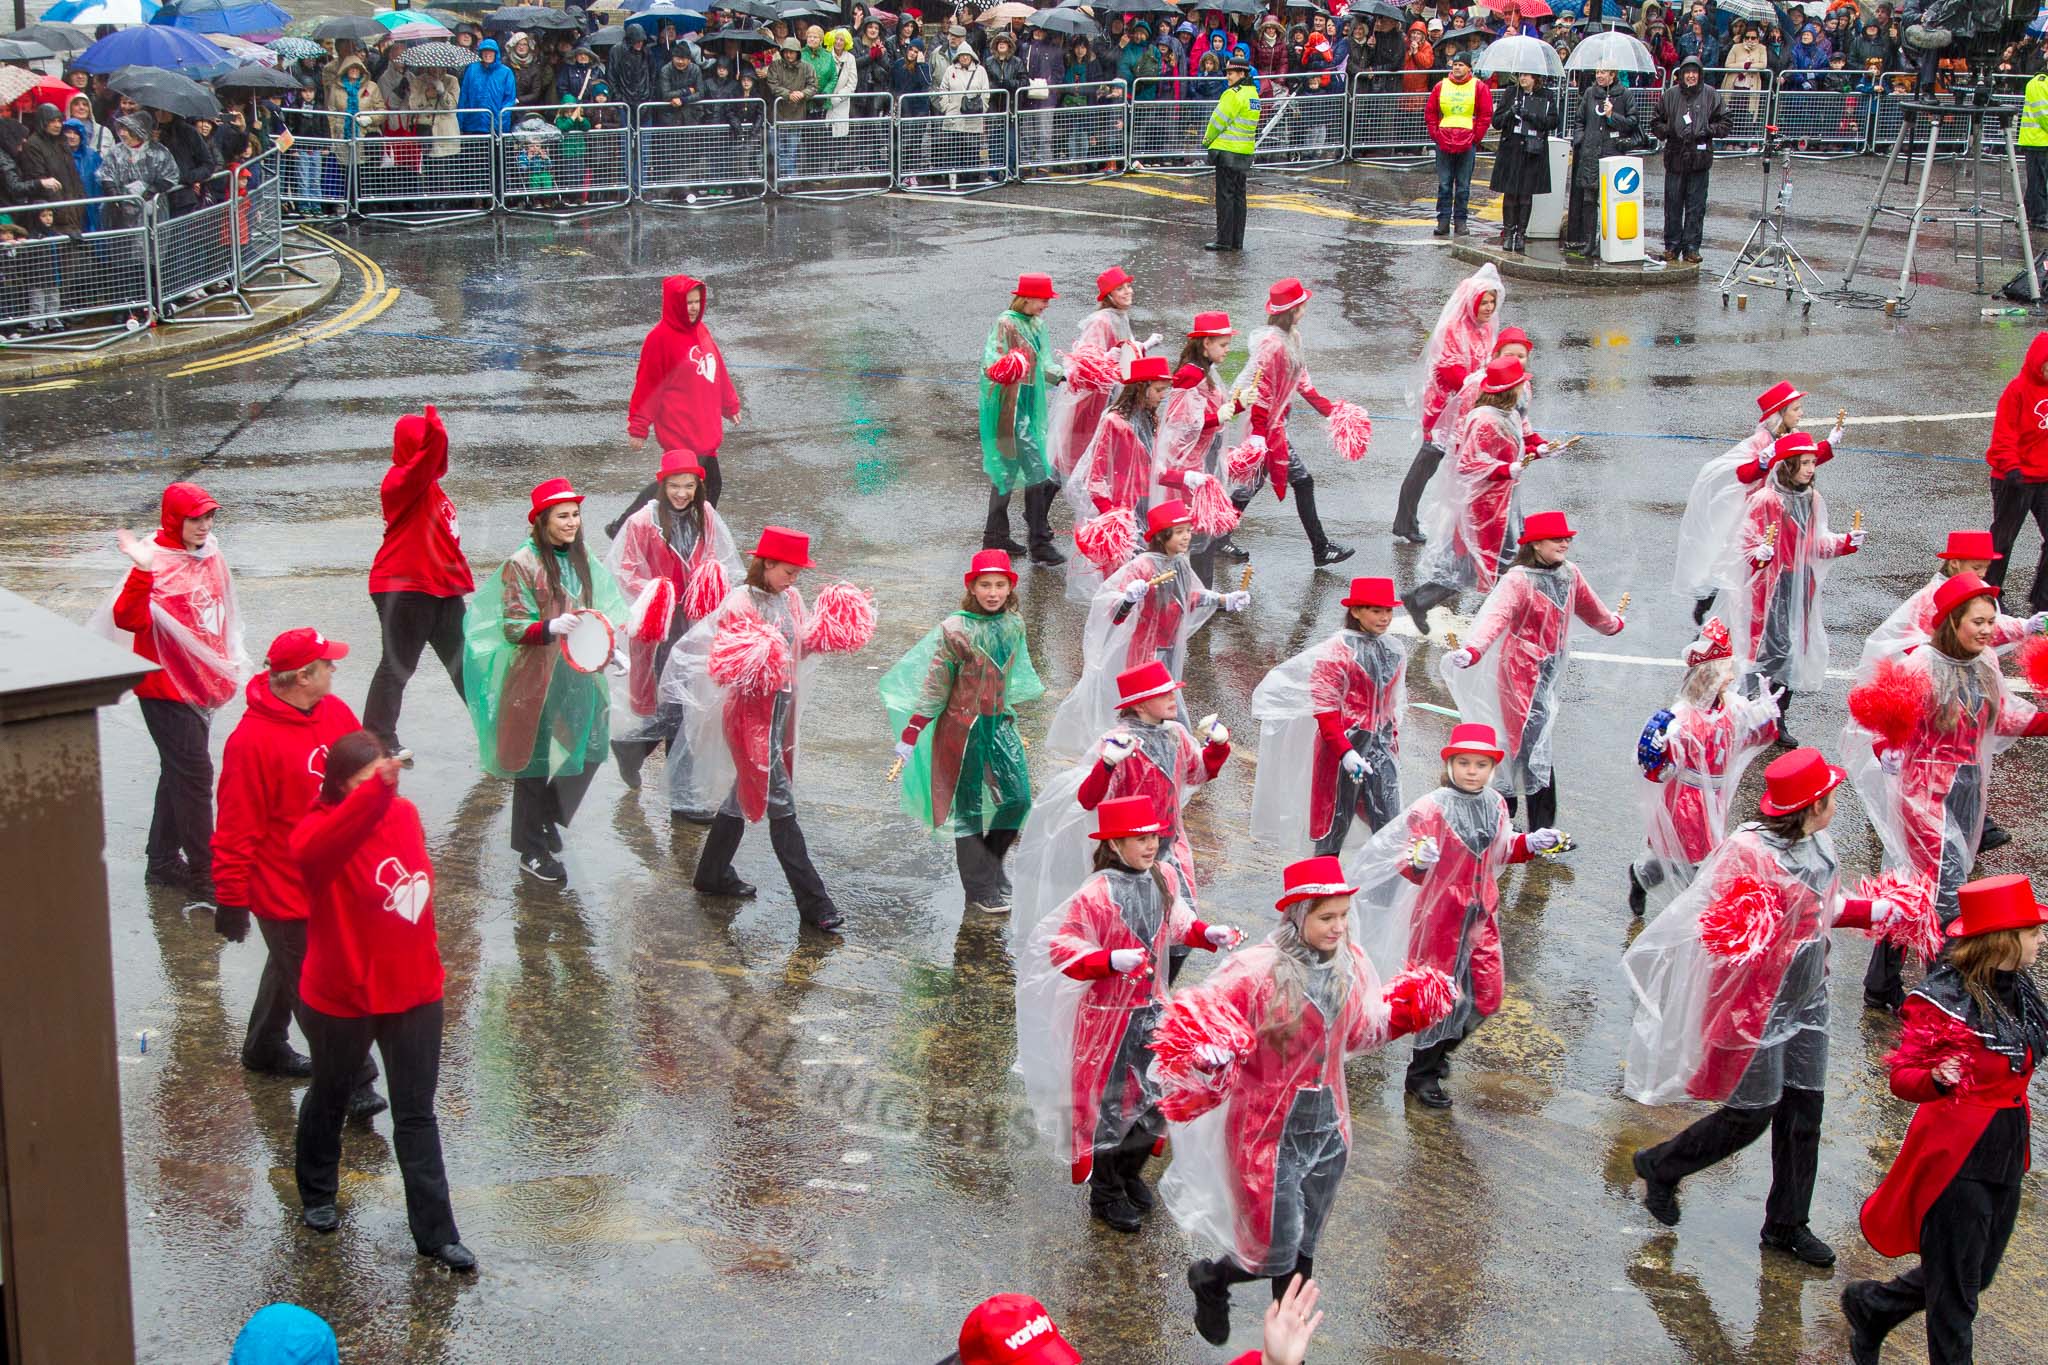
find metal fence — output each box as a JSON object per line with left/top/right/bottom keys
{"left": 153, "top": 164, "right": 249, "bottom": 324}
{"left": 897, "top": 89, "right": 1010, "bottom": 193}
{"left": 1349, "top": 79, "right": 1441, "bottom": 166}
{"left": 0, "top": 191, "right": 153, "bottom": 349}
{"left": 1255, "top": 73, "right": 1349, "bottom": 170}
{"left": 350, "top": 108, "right": 498, "bottom": 227}
{"left": 1015, "top": 80, "right": 1128, "bottom": 180}
{"left": 773, "top": 95, "right": 894, "bottom": 199}
{"left": 1128, "top": 79, "right": 1216, "bottom": 176}
{"left": 636, "top": 98, "right": 771, "bottom": 207}
{"left": 501, "top": 101, "right": 633, "bottom": 217}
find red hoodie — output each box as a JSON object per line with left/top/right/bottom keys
{"left": 369, "top": 405, "right": 474, "bottom": 598}
{"left": 1986, "top": 332, "right": 2048, "bottom": 481}
{"left": 626, "top": 275, "right": 741, "bottom": 456}
{"left": 113, "top": 482, "right": 232, "bottom": 705}
{"left": 291, "top": 776, "right": 444, "bottom": 1018}
{"left": 212, "top": 674, "right": 363, "bottom": 918}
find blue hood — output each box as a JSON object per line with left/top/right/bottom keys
{"left": 229, "top": 1305, "right": 339, "bottom": 1365}
{"left": 478, "top": 37, "right": 500, "bottom": 56}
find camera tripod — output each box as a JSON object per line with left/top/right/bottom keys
{"left": 1718, "top": 128, "right": 1818, "bottom": 312}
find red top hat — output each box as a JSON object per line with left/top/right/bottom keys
{"left": 1274, "top": 854, "right": 1359, "bottom": 912}
{"left": 1095, "top": 265, "right": 1133, "bottom": 300}
{"left": 752, "top": 525, "right": 815, "bottom": 568}
{"left": 1947, "top": 874, "right": 2047, "bottom": 939}
{"left": 1342, "top": 576, "right": 1398, "bottom": 609}
{"left": 1757, "top": 746, "right": 1846, "bottom": 816}
{"left": 1492, "top": 325, "right": 1533, "bottom": 355}
{"left": 527, "top": 477, "right": 584, "bottom": 524}
{"left": 1772, "top": 430, "right": 1819, "bottom": 463}
{"left": 1755, "top": 381, "right": 1807, "bottom": 420}
{"left": 265, "top": 627, "right": 349, "bottom": 672}
{"left": 1440, "top": 722, "right": 1505, "bottom": 762}
{"left": 1013, "top": 272, "right": 1058, "bottom": 301}
{"left": 1518, "top": 509, "right": 1577, "bottom": 545}
{"left": 1146, "top": 500, "right": 1194, "bottom": 538}
{"left": 1931, "top": 570, "right": 1998, "bottom": 624}
{"left": 1090, "top": 794, "right": 1167, "bottom": 841}
{"left": 1683, "top": 616, "right": 1732, "bottom": 666}
{"left": 956, "top": 1294, "right": 1083, "bottom": 1365}
{"left": 1266, "top": 277, "right": 1312, "bottom": 314}
{"left": 1187, "top": 310, "right": 1233, "bottom": 337}
{"left": 1114, "top": 659, "right": 1183, "bottom": 708}
{"left": 1126, "top": 355, "right": 1171, "bottom": 385}
{"left": 1480, "top": 356, "right": 1527, "bottom": 394}
{"left": 1171, "top": 362, "right": 1208, "bottom": 390}
{"left": 657, "top": 448, "right": 705, "bottom": 482}
{"left": 1938, "top": 529, "right": 2002, "bottom": 562}
{"left": 964, "top": 548, "right": 1019, "bottom": 586}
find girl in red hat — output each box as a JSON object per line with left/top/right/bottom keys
{"left": 1624, "top": 747, "right": 1904, "bottom": 1268}
{"left": 1844, "top": 874, "right": 2047, "bottom": 1365}
{"left": 1845, "top": 573, "right": 2048, "bottom": 1010}
{"left": 1154, "top": 311, "right": 1244, "bottom": 582}
{"left": 877, "top": 549, "right": 1044, "bottom": 915}
{"left": 1249, "top": 575, "right": 1409, "bottom": 856}
{"left": 978, "top": 274, "right": 1065, "bottom": 567}
{"left": 1152, "top": 855, "right": 1456, "bottom": 1343}
{"left": 604, "top": 449, "right": 742, "bottom": 808}
{"left": 1402, "top": 356, "right": 1540, "bottom": 627}
{"left": 659, "top": 525, "right": 868, "bottom": 933}
{"left": 1627, "top": 617, "right": 1781, "bottom": 917}
{"left": 97, "top": 482, "right": 249, "bottom": 906}
{"left": 1344, "top": 723, "right": 1564, "bottom": 1107}
{"left": 462, "top": 479, "right": 628, "bottom": 884}
{"left": 1440, "top": 510, "right": 1625, "bottom": 835}
{"left": 1424, "top": 324, "right": 1559, "bottom": 460}
{"left": 1392, "top": 264, "right": 1500, "bottom": 543}
{"left": 1046, "top": 264, "right": 1158, "bottom": 481}
{"left": 1062, "top": 355, "right": 1176, "bottom": 601}
{"left": 1014, "top": 795, "right": 1238, "bottom": 1233}
{"left": 1230, "top": 278, "right": 1355, "bottom": 567}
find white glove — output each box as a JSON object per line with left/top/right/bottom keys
{"left": 1198, "top": 713, "right": 1228, "bottom": 745}
{"left": 1139, "top": 331, "right": 1162, "bottom": 352}
{"left": 1826, "top": 423, "right": 1845, "bottom": 449}
{"left": 1194, "top": 1042, "right": 1234, "bottom": 1069}
{"left": 1847, "top": 530, "right": 1867, "bottom": 551}
{"left": 1871, "top": 897, "right": 1901, "bottom": 926}
{"left": 893, "top": 739, "right": 916, "bottom": 763}
{"left": 1182, "top": 470, "right": 1211, "bottom": 491}
{"left": 1100, "top": 733, "right": 1137, "bottom": 767}
{"left": 1879, "top": 748, "right": 1903, "bottom": 776}
{"left": 1751, "top": 541, "right": 1776, "bottom": 564}
{"left": 1340, "top": 750, "right": 1370, "bottom": 780}
{"left": 1649, "top": 719, "right": 1676, "bottom": 753}
{"left": 2029, "top": 611, "right": 2048, "bottom": 635}
{"left": 1122, "top": 581, "right": 1149, "bottom": 604}
{"left": 546, "top": 612, "right": 581, "bottom": 637}
{"left": 1108, "top": 947, "right": 1147, "bottom": 975}
{"left": 1220, "top": 590, "right": 1251, "bottom": 613}
{"left": 1448, "top": 647, "right": 1477, "bottom": 670}
{"left": 1204, "top": 923, "right": 1243, "bottom": 948}
{"left": 1527, "top": 828, "right": 1567, "bottom": 853}
{"left": 1409, "top": 836, "right": 1440, "bottom": 869}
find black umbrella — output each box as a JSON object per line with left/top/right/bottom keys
{"left": 719, "top": 0, "right": 780, "bottom": 18}
{"left": 401, "top": 39, "right": 481, "bottom": 67}
{"left": 0, "top": 38, "right": 55, "bottom": 60}
{"left": 1346, "top": 0, "right": 1404, "bottom": 18}
{"left": 585, "top": 22, "right": 626, "bottom": 45}
{"left": 311, "top": 16, "right": 389, "bottom": 41}
{"left": 5, "top": 22, "right": 93, "bottom": 53}
{"left": 213, "top": 63, "right": 311, "bottom": 92}
{"left": 1109, "top": 0, "right": 1178, "bottom": 12}
{"left": 484, "top": 5, "right": 585, "bottom": 28}
{"left": 773, "top": 1, "right": 836, "bottom": 18}
{"left": 703, "top": 26, "right": 773, "bottom": 47}
{"left": 1030, "top": 8, "right": 1097, "bottom": 36}
{"left": 1438, "top": 26, "right": 1487, "bottom": 45}
{"left": 109, "top": 65, "right": 223, "bottom": 120}
{"left": 430, "top": 0, "right": 504, "bottom": 8}
{"left": 1187, "top": 0, "right": 1264, "bottom": 15}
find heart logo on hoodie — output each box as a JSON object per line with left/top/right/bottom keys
{"left": 2032, "top": 396, "right": 2048, "bottom": 431}
{"left": 374, "top": 857, "right": 430, "bottom": 925}
{"left": 307, "top": 744, "right": 329, "bottom": 778}
{"left": 689, "top": 343, "right": 718, "bottom": 384}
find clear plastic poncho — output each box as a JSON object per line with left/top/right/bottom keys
{"left": 1413, "top": 403, "right": 1526, "bottom": 598}
{"left": 1408, "top": 264, "right": 1503, "bottom": 433}
{"left": 1623, "top": 824, "right": 1850, "bottom": 1107}
{"left": 980, "top": 308, "right": 1055, "bottom": 496}
{"left": 90, "top": 537, "right": 248, "bottom": 711}
{"left": 1153, "top": 369, "right": 1229, "bottom": 497}
{"left": 605, "top": 499, "right": 740, "bottom": 721}
{"left": 1859, "top": 573, "right": 2035, "bottom": 669}
{"left": 1062, "top": 402, "right": 1162, "bottom": 604}
{"left": 1043, "top": 550, "right": 1219, "bottom": 760}
{"left": 1047, "top": 307, "right": 1136, "bottom": 480}
{"left": 1631, "top": 660, "right": 1781, "bottom": 916}
{"left": 877, "top": 609, "right": 1043, "bottom": 837}
{"left": 1710, "top": 478, "right": 1851, "bottom": 695}
{"left": 1443, "top": 561, "right": 1623, "bottom": 797}
{"left": 1427, "top": 362, "right": 1541, "bottom": 452}
{"left": 1249, "top": 629, "right": 1408, "bottom": 855}
{"left": 462, "top": 541, "right": 628, "bottom": 780}
{"left": 1671, "top": 421, "right": 1772, "bottom": 602}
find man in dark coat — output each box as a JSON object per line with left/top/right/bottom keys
{"left": 1564, "top": 68, "right": 1639, "bottom": 258}
{"left": 1651, "top": 55, "right": 1731, "bottom": 263}
{"left": 607, "top": 24, "right": 660, "bottom": 114}
{"left": 16, "top": 104, "right": 86, "bottom": 229}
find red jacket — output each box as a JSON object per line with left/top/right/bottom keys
{"left": 626, "top": 274, "right": 740, "bottom": 456}
{"left": 113, "top": 482, "right": 233, "bottom": 706}
{"left": 291, "top": 777, "right": 444, "bottom": 1018}
{"left": 369, "top": 405, "right": 474, "bottom": 598}
{"left": 1986, "top": 331, "right": 2048, "bottom": 480}
{"left": 212, "top": 675, "right": 363, "bottom": 918}
{"left": 1426, "top": 73, "right": 1493, "bottom": 154}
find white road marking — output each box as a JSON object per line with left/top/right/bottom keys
{"left": 1803, "top": 412, "right": 1994, "bottom": 427}
{"left": 901, "top": 194, "right": 1449, "bottom": 244}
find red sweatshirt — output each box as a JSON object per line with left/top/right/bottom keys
{"left": 112, "top": 482, "right": 231, "bottom": 705}
{"left": 291, "top": 777, "right": 444, "bottom": 1018}
{"left": 626, "top": 274, "right": 741, "bottom": 456}
{"left": 369, "top": 405, "right": 474, "bottom": 598}
{"left": 212, "top": 675, "right": 363, "bottom": 918}
{"left": 1986, "top": 332, "right": 2048, "bottom": 481}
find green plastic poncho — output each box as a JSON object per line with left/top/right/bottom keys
{"left": 463, "top": 539, "right": 629, "bottom": 780}
{"left": 979, "top": 308, "right": 1053, "bottom": 495}
{"left": 879, "top": 609, "right": 1043, "bottom": 836}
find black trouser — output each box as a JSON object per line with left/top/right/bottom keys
{"left": 1088, "top": 1121, "right": 1158, "bottom": 1210}
{"left": 245, "top": 914, "right": 378, "bottom": 1087}
{"left": 1406, "top": 1034, "right": 1463, "bottom": 1085}
{"left": 983, "top": 480, "right": 1058, "bottom": 555}
{"left": 605, "top": 454, "right": 724, "bottom": 537}
{"left": 1662, "top": 166, "right": 1710, "bottom": 254}
{"left": 363, "top": 591, "right": 468, "bottom": 749}
{"left": 1505, "top": 782, "right": 1558, "bottom": 835}
{"left": 1985, "top": 475, "right": 2048, "bottom": 613}
{"left": 1850, "top": 1175, "right": 2022, "bottom": 1365}
{"left": 1499, "top": 191, "right": 1532, "bottom": 237}
{"left": 1565, "top": 179, "right": 1600, "bottom": 251}
{"left": 296, "top": 998, "right": 458, "bottom": 1252}
{"left": 510, "top": 767, "right": 598, "bottom": 857}
{"left": 1201, "top": 1252, "right": 1315, "bottom": 1303}
{"left": 695, "top": 810, "right": 837, "bottom": 923}
{"left": 954, "top": 827, "right": 1019, "bottom": 906}
{"left": 1213, "top": 157, "right": 1248, "bottom": 247}
{"left": 1638, "top": 1087, "right": 1824, "bottom": 1234}
{"left": 139, "top": 696, "right": 215, "bottom": 888}
{"left": 1864, "top": 940, "right": 1906, "bottom": 1006}
{"left": 2026, "top": 145, "right": 2048, "bottom": 228}
{"left": 1392, "top": 441, "right": 1445, "bottom": 538}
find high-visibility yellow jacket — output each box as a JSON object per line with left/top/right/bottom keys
{"left": 1203, "top": 82, "right": 1259, "bottom": 155}
{"left": 2023, "top": 71, "right": 2048, "bottom": 149}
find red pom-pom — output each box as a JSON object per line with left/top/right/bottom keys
{"left": 1697, "top": 873, "right": 1787, "bottom": 964}
{"left": 1326, "top": 400, "right": 1373, "bottom": 462}
{"left": 1148, "top": 992, "right": 1255, "bottom": 1122}
{"left": 2020, "top": 634, "right": 2048, "bottom": 695}
{"left": 802, "top": 581, "right": 877, "bottom": 654}
{"left": 1856, "top": 867, "right": 1944, "bottom": 960}
{"left": 1383, "top": 963, "right": 1458, "bottom": 1033}
{"left": 708, "top": 611, "right": 792, "bottom": 698}
{"left": 1848, "top": 658, "right": 1931, "bottom": 750}
{"left": 628, "top": 578, "right": 676, "bottom": 643}
{"left": 1187, "top": 476, "right": 1241, "bottom": 536}
{"left": 1073, "top": 506, "right": 1139, "bottom": 575}
{"left": 984, "top": 349, "right": 1030, "bottom": 386}
{"left": 1224, "top": 434, "right": 1268, "bottom": 486}
{"left": 1885, "top": 1007, "right": 1981, "bottom": 1089}
{"left": 681, "top": 557, "right": 728, "bottom": 623}
{"left": 1060, "top": 346, "right": 1120, "bottom": 393}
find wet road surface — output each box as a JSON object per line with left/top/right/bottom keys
{"left": 5, "top": 154, "right": 2047, "bottom": 1363}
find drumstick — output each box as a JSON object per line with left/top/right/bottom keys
{"left": 887, "top": 757, "right": 904, "bottom": 782}
{"left": 1444, "top": 630, "right": 1459, "bottom": 650}
{"left": 1616, "top": 591, "right": 1631, "bottom": 616}
{"left": 1238, "top": 565, "right": 1254, "bottom": 594}
{"left": 1852, "top": 508, "right": 1864, "bottom": 533}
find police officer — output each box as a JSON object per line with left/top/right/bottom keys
{"left": 2021, "top": 63, "right": 2048, "bottom": 231}
{"left": 1202, "top": 55, "right": 1257, "bottom": 251}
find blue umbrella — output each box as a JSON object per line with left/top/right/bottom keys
{"left": 41, "top": 0, "right": 162, "bottom": 23}
{"left": 153, "top": 0, "right": 294, "bottom": 36}
{"left": 71, "top": 24, "right": 238, "bottom": 75}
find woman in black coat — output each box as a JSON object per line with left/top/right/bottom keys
{"left": 1489, "top": 74, "right": 1555, "bottom": 254}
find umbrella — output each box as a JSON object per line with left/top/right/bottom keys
{"left": 401, "top": 38, "right": 479, "bottom": 66}
{"left": 0, "top": 67, "right": 41, "bottom": 106}
{"left": 1476, "top": 32, "right": 1562, "bottom": 78}
{"left": 204, "top": 31, "right": 279, "bottom": 64}
{"left": 373, "top": 9, "right": 452, "bottom": 31}
{"left": 1713, "top": 0, "right": 1779, "bottom": 20}
{"left": 265, "top": 34, "right": 322, "bottom": 57}
{"left": 0, "top": 38, "right": 56, "bottom": 60}
{"left": 73, "top": 24, "right": 238, "bottom": 74}
{"left": 108, "top": 63, "right": 223, "bottom": 116}
{"left": 1029, "top": 8, "right": 1097, "bottom": 36}
{"left": 772, "top": 1, "right": 834, "bottom": 19}
{"left": 626, "top": 4, "right": 706, "bottom": 32}
{"left": 1112, "top": 0, "right": 1181, "bottom": 13}
{"left": 429, "top": 0, "right": 502, "bottom": 8}
{"left": 40, "top": 0, "right": 162, "bottom": 25}
{"left": 584, "top": 22, "right": 625, "bottom": 44}
{"left": 1438, "top": 26, "right": 1487, "bottom": 46}
{"left": 717, "top": 0, "right": 781, "bottom": 16}
{"left": 309, "top": 16, "right": 386, "bottom": 40}
{"left": 1189, "top": 0, "right": 1266, "bottom": 15}
{"left": 1474, "top": 0, "right": 1551, "bottom": 14}
{"left": 1346, "top": 0, "right": 1405, "bottom": 20}
{"left": 384, "top": 19, "right": 454, "bottom": 40}
{"left": 484, "top": 5, "right": 586, "bottom": 28}
{"left": 153, "top": 0, "right": 295, "bottom": 36}
{"left": 1564, "top": 29, "right": 1655, "bottom": 74}
{"left": 701, "top": 26, "right": 773, "bottom": 47}
{"left": 978, "top": 1, "right": 1034, "bottom": 21}
{"left": 5, "top": 23, "right": 95, "bottom": 52}
{"left": 213, "top": 61, "right": 308, "bottom": 88}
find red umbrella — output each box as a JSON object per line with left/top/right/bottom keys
{"left": 1477, "top": 0, "right": 1553, "bottom": 15}
{"left": 9, "top": 77, "right": 85, "bottom": 118}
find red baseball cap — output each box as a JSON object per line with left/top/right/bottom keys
{"left": 1937, "top": 529, "right": 2001, "bottom": 562}
{"left": 956, "top": 1295, "right": 1081, "bottom": 1365}
{"left": 1095, "top": 265, "right": 1132, "bottom": 300}
{"left": 1014, "top": 272, "right": 1058, "bottom": 301}
{"left": 753, "top": 525, "right": 815, "bottom": 567}
{"left": 266, "top": 627, "right": 348, "bottom": 672}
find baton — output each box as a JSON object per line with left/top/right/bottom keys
{"left": 1112, "top": 570, "right": 1179, "bottom": 626}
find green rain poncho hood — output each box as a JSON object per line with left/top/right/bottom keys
{"left": 979, "top": 308, "right": 1054, "bottom": 495}
{"left": 879, "top": 608, "right": 1043, "bottom": 836}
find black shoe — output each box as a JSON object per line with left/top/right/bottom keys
{"left": 245, "top": 1047, "right": 314, "bottom": 1079}
{"left": 1188, "top": 1260, "right": 1232, "bottom": 1346}
{"left": 546, "top": 825, "right": 563, "bottom": 854}
{"left": 1761, "top": 1224, "right": 1836, "bottom": 1267}
{"left": 1028, "top": 543, "right": 1066, "bottom": 567}
{"left": 1401, "top": 592, "right": 1432, "bottom": 637}
{"left": 1627, "top": 866, "right": 1647, "bottom": 917}
{"left": 1406, "top": 1076, "right": 1452, "bottom": 1109}
{"left": 422, "top": 1241, "right": 479, "bottom": 1273}
{"left": 1202, "top": 241, "right": 1229, "bottom": 251}
{"left": 1452, "top": 220, "right": 1467, "bottom": 236}
{"left": 1979, "top": 821, "right": 2012, "bottom": 851}
{"left": 1124, "top": 1170, "right": 1155, "bottom": 1212}
{"left": 1840, "top": 1282, "right": 1886, "bottom": 1365}
{"left": 694, "top": 875, "right": 757, "bottom": 899}
{"left": 1216, "top": 535, "right": 1251, "bottom": 563}
{"left": 1863, "top": 988, "right": 1903, "bottom": 1014}
{"left": 348, "top": 1084, "right": 389, "bottom": 1123}
{"left": 1312, "top": 540, "right": 1355, "bottom": 567}
{"left": 669, "top": 808, "right": 716, "bottom": 826}
{"left": 612, "top": 741, "right": 646, "bottom": 791}
{"left": 145, "top": 861, "right": 193, "bottom": 890}
{"left": 302, "top": 1203, "right": 340, "bottom": 1233}
{"left": 1432, "top": 223, "right": 1450, "bottom": 238}
{"left": 521, "top": 853, "right": 567, "bottom": 884}
{"left": 992, "top": 537, "right": 1028, "bottom": 556}
{"left": 802, "top": 907, "right": 846, "bottom": 933}
{"left": 1090, "top": 1197, "right": 1143, "bottom": 1233}
{"left": 1633, "top": 1149, "right": 1680, "bottom": 1226}
{"left": 1392, "top": 527, "right": 1427, "bottom": 544}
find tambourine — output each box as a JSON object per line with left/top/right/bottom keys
{"left": 560, "top": 610, "right": 616, "bottom": 674}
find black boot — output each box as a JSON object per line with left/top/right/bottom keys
{"left": 612, "top": 739, "right": 651, "bottom": 791}
{"left": 1188, "top": 1259, "right": 1233, "bottom": 1345}
{"left": 1773, "top": 691, "right": 1799, "bottom": 748}
{"left": 1024, "top": 481, "right": 1065, "bottom": 565}
{"left": 983, "top": 487, "right": 1027, "bottom": 555}
{"left": 1980, "top": 819, "right": 2012, "bottom": 851}
{"left": 1292, "top": 477, "right": 1353, "bottom": 566}
{"left": 770, "top": 815, "right": 844, "bottom": 932}
{"left": 1402, "top": 583, "right": 1453, "bottom": 636}
{"left": 692, "top": 812, "right": 756, "bottom": 899}
{"left": 606, "top": 480, "right": 660, "bottom": 540}
{"left": 1627, "top": 864, "right": 1647, "bottom": 917}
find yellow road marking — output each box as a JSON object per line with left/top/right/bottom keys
{"left": 0, "top": 377, "right": 82, "bottom": 395}
{"left": 1101, "top": 176, "right": 1437, "bottom": 226}
{"left": 169, "top": 227, "right": 398, "bottom": 377}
